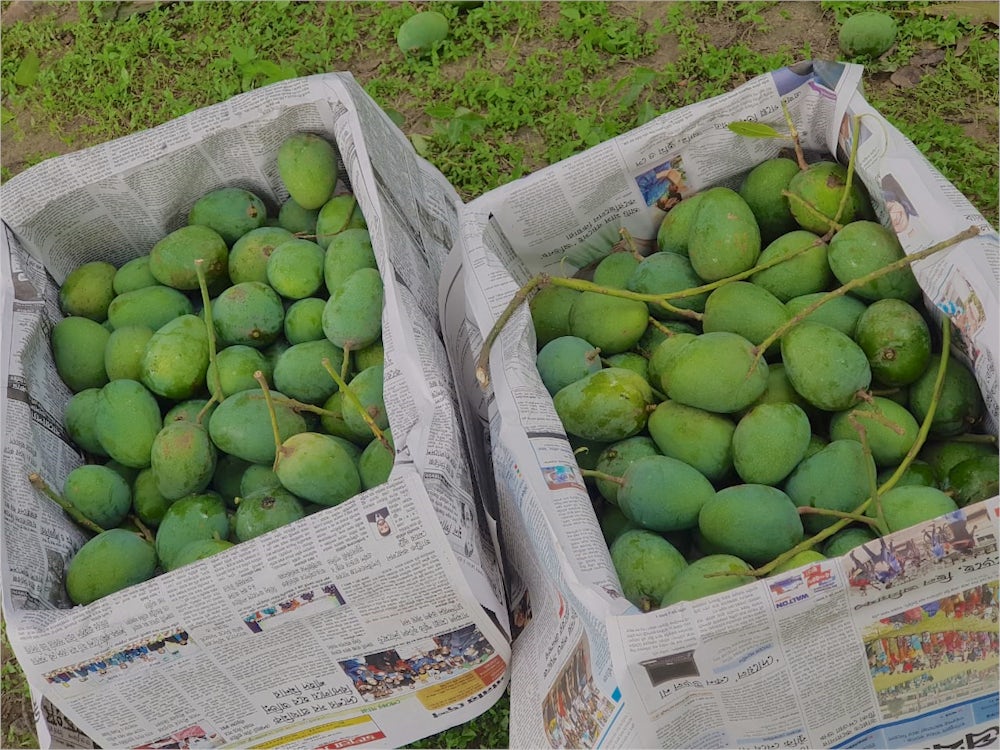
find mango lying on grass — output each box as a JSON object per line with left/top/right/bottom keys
{"left": 44, "top": 132, "right": 394, "bottom": 606}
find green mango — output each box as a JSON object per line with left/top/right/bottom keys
{"left": 63, "top": 464, "right": 132, "bottom": 529}
{"left": 919, "top": 440, "right": 997, "bottom": 484}
{"left": 552, "top": 367, "right": 651, "bottom": 442}
{"left": 359, "top": 429, "right": 395, "bottom": 490}
{"left": 59, "top": 261, "right": 117, "bottom": 322}
{"left": 140, "top": 314, "right": 210, "bottom": 400}
{"left": 228, "top": 226, "right": 295, "bottom": 285}
{"left": 207, "top": 344, "right": 272, "bottom": 399}
{"left": 234, "top": 486, "right": 306, "bottom": 542}
{"left": 687, "top": 187, "right": 761, "bottom": 281}
{"left": 240, "top": 464, "right": 283, "bottom": 497}
{"left": 909, "top": 354, "right": 984, "bottom": 437}
{"left": 626, "top": 251, "right": 708, "bottom": 321}
{"left": 592, "top": 252, "right": 639, "bottom": 289}
{"left": 600, "top": 504, "right": 641, "bottom": 546}
{"left": 787, "top": 162, "right": 873, "bottom": 235}
{"left": 617, "top": 455, "right": 716, "bottom": 532}
{"left": 324, "top": 228, "right": 377, "bottom": 294}
{"left": 647, "top": 332, "right": 696, "bottom": 394}
{"left": 702, "top": 281, "right": 789, "bottom": 358}
{"left": 211, "top": 453, "right": 252, "bottom": 508}
{"left": 784, "top": 293, "right": 868, "bottom": 338}
{"left": 732, "top": 402, "right": 811, "bottom": 485}
{"left": 107, "top": 285, "right": 194, "bottom": 331}
{"left": 319, "top": 389, "right": 370, "bottom": 444}
{"left": 171, "top": 538, "right": 235, "bottom": 569}
{"left": 274, "top": 432, "right": 361, "bottom": 507}
{"left": 829, "top": 396, "right": 919, "bottom": 468}
{"left": 112, "top": 255, "right": 158, "bottom": 295}
{"left": 568, "top": 291, "right": 648, "bottom": 355}
{"left": 738, "top": 158, "right": 800, "bottom": 244}
{"left": 750, "top": 230, "right": 831, "bottom": 302}
{"left": 839, "top": 11, "right": 897, "bottom": 57}
{"left": 95, "top": 379, "right": 162, "bottom": 468}
{"left": 212, "top": 281, "right": 285, "bottom": 348}
{"left": 869, "top": 485, "right": 957, "bottom": 533}
{"left": 529, "top": 285, "right": 580, "bottom": 349}
{"left": 277, "top": 197, "right": 320, "bottom": 236}
{"left": 51, "top": 316, "right": 110, "bottom": 393}
{"left": 610, "top": 529, "right": 687, "bottom": 611}
{"left": 277, "top": 133, "right": 339, "bottom": 210}
{"left": 341, "top": 365, "right": 388, "bottom": 438}
{"left": 64, "top": 388, "right": 108, "bottom": 457}
{"left": 827, "top": 221, "right": 920, "bottom": 302}
{"left": 660, "top": 554, "right": 754, "bottom": 607}
{"left": 354, "top": 339, "right": 384, "bottom": 371}
{"left": 647, "top": 400, "right": 735, "bottom": 483}
{"left": 593, "top": 436, "right": 660, "bottom": 504}
{"left": 132, "top": 467, "right": 173, "bottom": 528}
{"left": 947, "top": 455, "right": 999, "bottom": 507}
{"left": 698, "top": 484, "right": 803, "bottom": 564}
{"left": 822, "top": 526, "right": 877, "bottom": 558}
{"left": 315, "top": 194, "right": 366, "bottom": 250}
{"left": 155, "top": 492, "right": 230, "bottom": 572}
{"left": 536, "top": 336, "right": 602, "bottom": 396}
{"left": 322, "top": 267, "right": 384, "bottom": 351}
{"left": 188, "top": 186, "right": 267, "bottom": 247}
{"left": 150, "top": 224, "right": 229, "bottom": 290}
{"left": 854, "top": 299, "right": 931, "bottom": 387}
{"left": 665, "top": 332, "right": 769, "bottom": 414}
{"left": 150, "top": 421, "right": 217, "bottom": 500}
{"left": 104, "top": 325, "right": 155, "bottom": 382}
{"left": 656, "top": 192, "right": 704, "bottom": 256}
{"left": 273, "top": 339, "right": 345, "bottom": 406}
{"left": 66, "top": 529, "right": 157, "bottom": 605}
{"left": 266, "top": 238, "right": 326, "bottom": 300}
{"left": 397, "top": 10, "right": 449, "bottom": 54}
{"left": 283, "top": 297, "right": 327, "bottom": 344}
{"left": 782, "top": 321, "right": 870, "bottom": 411}
{"left": 164, "top": 399, "right": 215, "bottom": 425}
{"left": 785, "top": 440, "right": 875, "bottom": 534}
{"left": 207, "top": 389, "right": 307, "bottom": 464}
{"left": 877, "top": 460, "right": 938, "bottom": 490}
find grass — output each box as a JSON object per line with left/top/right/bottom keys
{"left": 0, "top": 2, "right": 996, "bottom": 748}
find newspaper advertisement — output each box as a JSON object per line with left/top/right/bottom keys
{"left": 450, "top": 60, "right": 999, "bottom": 748}
{"left": 0, "top": 72, "right": 510, "bottom": 748}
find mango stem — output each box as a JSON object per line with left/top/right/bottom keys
{"left": 194, "top": 258, "right": 224, "bottom": 423}
{"left": 28, "top": 472, "right": 105, "bottom": 534}
{"left": 253, "top": 370, "right": 285, "bottom": 472}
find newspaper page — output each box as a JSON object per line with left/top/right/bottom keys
{"left": 453, "top": 60, "right": 999, "bottom": 748}
{"left": 0, "top": 72, "right": 509, "bottom": 748}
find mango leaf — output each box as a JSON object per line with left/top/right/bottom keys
{"left": 924, "top": 2, "right": 998, "bottom": 25}
{"left": 14, "top": 51, "right": 40, "bottom": 87}
{"left": 727, "top": 122, "right": 784, "bottom": 139}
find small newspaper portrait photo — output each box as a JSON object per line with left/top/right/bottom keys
{"left": 366, "top": 506, "right": 392, "bottom": 538}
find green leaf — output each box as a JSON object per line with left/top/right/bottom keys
{"left": 410, "top": 134, "right": 431, "bottom": 157}
{"left": 1, "top": 107, "right": 15, "bottom": 125}
{"left": 382, "top": 108, "right": 406, "bottom": 128}
{"left": 14, "top": 51, "right": 40, "bottom": 87}
{"left": 425, "top": 104, "right": 455, "bottom": 119}
{"left": 727, "top": 121, "right": 785, "bottom": 138}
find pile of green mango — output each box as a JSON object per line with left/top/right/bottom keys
{"left": 530, "top": 157, "right": 997, "bottom": 612}
{"left": 50, "top": 132, "right": 393, "bottom": 606}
